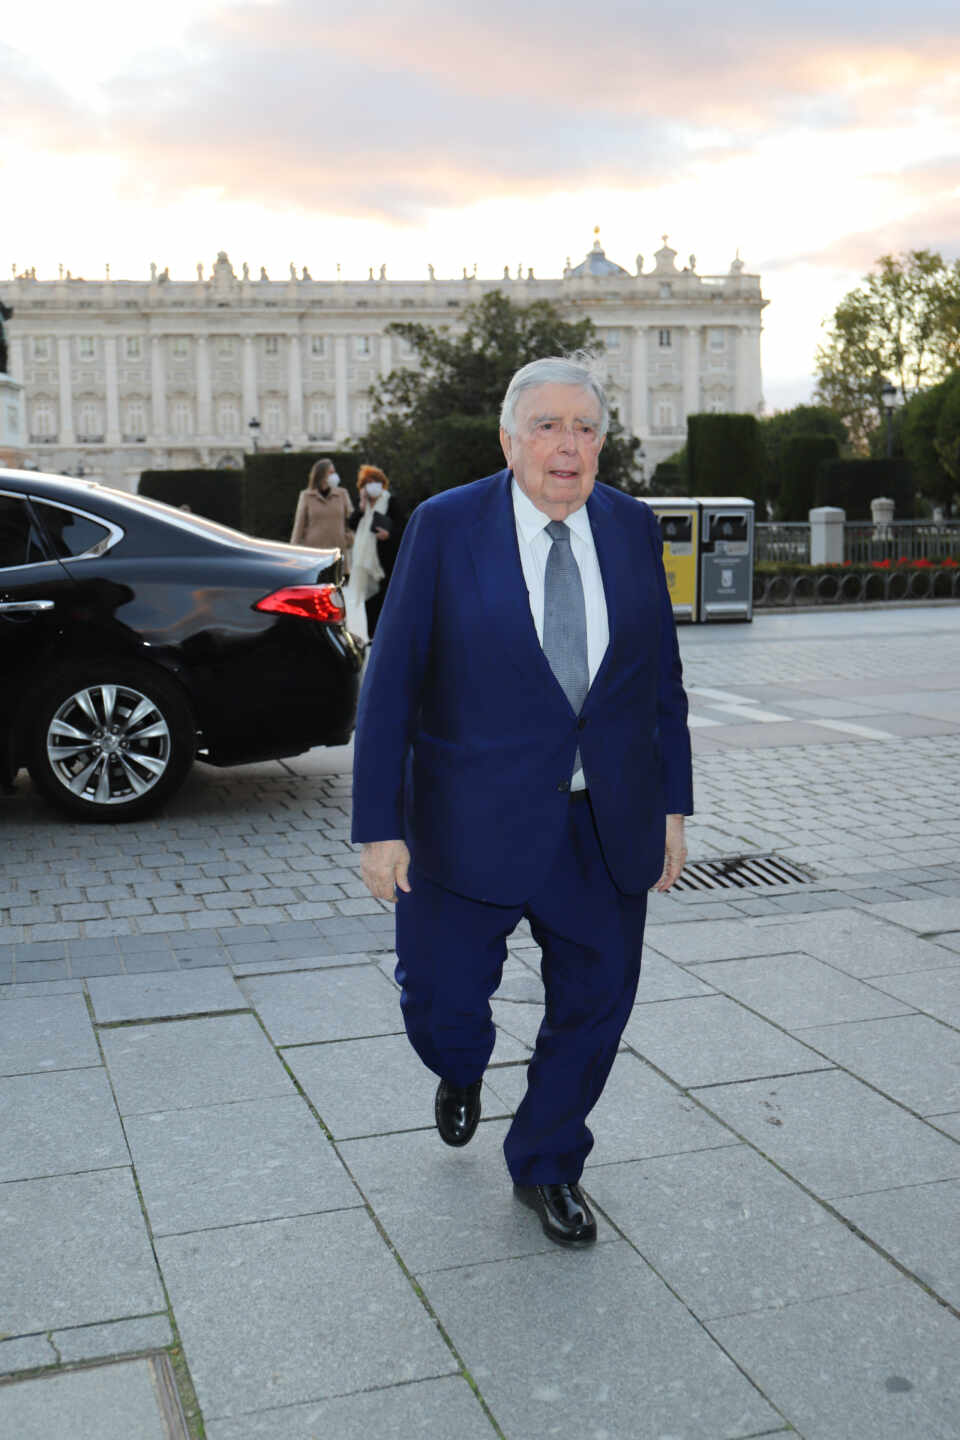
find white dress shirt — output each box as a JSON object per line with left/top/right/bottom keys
{"left": 511, "top": 479, "right": 609, "bottom": 790}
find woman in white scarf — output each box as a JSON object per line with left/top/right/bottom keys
{"left": 344, "top": 465, "right": 403, "bottom": 642}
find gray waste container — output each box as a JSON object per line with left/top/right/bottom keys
{"left": 698, "top": 498, "right": 754, "bottom": 622}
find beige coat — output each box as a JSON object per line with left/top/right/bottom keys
{"left": 289, "top": 487, "right": 353, "bottom": 551}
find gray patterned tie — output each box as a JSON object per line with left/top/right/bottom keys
{"left": 543, "top": 522, "right": 588, "bottom": 775}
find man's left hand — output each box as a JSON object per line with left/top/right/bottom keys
{"left": 654, "top": 814, "right": 687, "bottom": 892}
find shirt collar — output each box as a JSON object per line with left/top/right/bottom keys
{"left": 511, "top": 476, "right": 592, "bottom": 545}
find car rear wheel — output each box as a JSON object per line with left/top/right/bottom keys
{"left": 26, "top": 663, "right": 196, "bottom": 820}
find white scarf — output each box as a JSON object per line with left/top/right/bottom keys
{"left": 350, "top": 491, "right": 390, "bottom": 602}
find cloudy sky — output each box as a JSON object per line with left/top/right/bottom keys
{"left": 4, "top": 0, "right": 958, "bottom": 407}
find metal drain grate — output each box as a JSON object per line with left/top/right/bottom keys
{"left": 673, "top": 855, "right": 813, "bottom": 893}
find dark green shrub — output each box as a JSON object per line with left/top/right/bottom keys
{"left": 815, "top": 458, "right": 914, "bottom": 519}
{"left": 137, "top": 469, "right": 243, "bottom": 529}
{"left": 687, "top": 413, "right": 764, "bottom": 507}
{"left": 777, "top": 434, "right": 840, "bottom": 520}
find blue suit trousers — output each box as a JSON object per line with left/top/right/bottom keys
{"left": 395, "top": 794, "right": 648, "bottom": 1185}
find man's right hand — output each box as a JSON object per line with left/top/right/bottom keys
{"left": 361, "top": 839, "right": 412, "bottom": 902}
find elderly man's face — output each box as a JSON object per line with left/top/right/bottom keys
{"left": 500, "top": 383, "right": 605, "bottom": 521}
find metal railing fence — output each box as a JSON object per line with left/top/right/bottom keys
{"left": 756, "top": 520, "right": 960, "bottom": 566}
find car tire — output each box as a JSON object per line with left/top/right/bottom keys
{"left": 26, "top": 661, "right": 196, "bottom": 821}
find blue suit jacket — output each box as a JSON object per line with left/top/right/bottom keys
{"left": 351, "top": 469, "right": 693, "bottom": 903}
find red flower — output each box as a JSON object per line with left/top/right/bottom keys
{"left": 871, "top": 558, "right": 892, "bottom": 569}
{"left": 943, "top": 557, "right": 959, "bottom": 568}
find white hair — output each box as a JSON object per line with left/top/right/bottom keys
{"left": 499, "top": 354, "right": 609, "bottom": 437}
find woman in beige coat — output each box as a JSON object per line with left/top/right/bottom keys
{"left": 289, "top": 459, "right": 354, "bottom": 566}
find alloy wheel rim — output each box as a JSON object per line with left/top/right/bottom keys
{"left": 46, "top": 683, "right": 171, "bottom": 805}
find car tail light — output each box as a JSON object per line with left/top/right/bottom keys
{"left": 254, "top": 585, "right": 346, "bottom": 624}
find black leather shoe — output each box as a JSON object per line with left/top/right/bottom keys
{"left": 514, "top": 1182, "right": 597, "bottom": 1246}
{"left": 435, "top": 1079, "right": 482, "bottom": 1147}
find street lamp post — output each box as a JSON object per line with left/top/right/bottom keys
{"left": 248, "top": 417, "right": 261, "bottom": 453}
{"left": 881, "top": 382, "right": 903, "bottom": 460}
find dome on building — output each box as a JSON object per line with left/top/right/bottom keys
{"left": 567, "top": 232, "right": 630, "bottom": 278}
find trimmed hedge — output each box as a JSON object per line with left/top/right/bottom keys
{"left": 777, "top": 433, "right": 840, "bottom": 521}
{"left": 137, "top": 468, "right": 244, "bottom": 529}
{"left": 816, "top": 458, "right": 914, "bottom": 519}
{"left": 687, "top": 413, "right": 765, "bottom": 508}
{"left": 241, "top": 451, "right": 360, "bottom": 541}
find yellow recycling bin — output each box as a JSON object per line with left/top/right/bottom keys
{"left": 647, "top": 499, "right": 701, "bottom": 621}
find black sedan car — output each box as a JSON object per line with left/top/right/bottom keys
{"left": 0, "top": 468, "right": 363, "bottom": 820}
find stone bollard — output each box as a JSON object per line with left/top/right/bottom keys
{"left": 871, "top": 496, "right": 895, "bottom": 540}
{"left": 809, "top": 506, "right": 845, "bottom": 566}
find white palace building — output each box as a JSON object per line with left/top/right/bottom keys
{"left": 0, "top": 236, "right": 766, "bottom": 490}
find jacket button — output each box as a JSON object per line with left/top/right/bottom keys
{"left": 557, "top": 780, "right": 570, "bottom": 792}
{"left": 577, "top": 717, "right": 587, "bottom": 730}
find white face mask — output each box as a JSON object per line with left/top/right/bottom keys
{"left": 364, "top": 481, "right": 383, "bottom": 500}
{"left": 327, "top": 472, "right": 340, "bottom": 488}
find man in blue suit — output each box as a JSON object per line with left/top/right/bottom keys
{"left": 352, "top": 356, "right": 692, "bottom": 1246}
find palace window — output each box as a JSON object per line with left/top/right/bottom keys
{"left": 32, "top": 402, "right": 55, "bottom": 436}
{"left": 32, "top": 337, "right": 50, "bottom": 361}
{"left": 217, "top": 337, "right": 235, "bottom": 358}
{"left": 656, "top": 400, "right": 675, "bottom": 429}
{"left": 265, "top": 335, "right": 279, "bottom": 356}
{"left": 354, "top": 335, "right": 370, "bottom": 358}
{"left": 125, "top": 336, "right": 142, "bottom": 360}
{"left": 217, "top": 401, "right": 239, "bottom": 436}
{"left": 658, "top": 329, "right": 672, "bottom": 348}
{"left": 604, "top": 329, "right": 621, "bottom": 350}
{"left": 78, "top": 401, "right": 102, "bottom": 436}
{"left": 310, "top": 335, "right": 326, "bottom": 356}
{"left": 308, "top": 401, "right": 331, "bottom": 438}
{"left": 172, "top": 400, "right": 193, "bottom": 436}
{"left": 78, "top": 336, "right": 96, "bottom": 360}
{"left": 264, "top": 400, "right": 283, "bottom": 435}
{"left": 125, "top": 400, "right": 146, "bottom": 434}
{"left": 171, "top": 337, "right": 189, "bottom": 359}
{"left": 353, "top": 400, "right": 370, "bottom": 434}
{"left": 708, "top": 328, "right": 726, "bottom": 351}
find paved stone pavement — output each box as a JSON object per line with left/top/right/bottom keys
{"left": 2, "top": 604, "right": 959, "bottom": 1438}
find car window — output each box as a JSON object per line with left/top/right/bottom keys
{"left": 31, "top": 500, "right": 115, "bottom": 559}
{"left": 0, "top": 494, "right": 48, "bottom": 568}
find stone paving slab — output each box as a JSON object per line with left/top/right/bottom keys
{"left": 87, "top": 967, "right": 248, "bottom": 1023}
{"left": 799, "top": 1013, "right": 960, "bottom": 1115}
{"left": 0, "top": 1068, "right": 129, "bottom": 1182}
{"left": 285, "top": 1033, "right": 510, "bottom": 1140}
{"left": 204, "top": 1376, "right": 497, "bottom": 1440}
{"left": 586, "top": 1145, "right": 899, "bottom": 1320}
{"left": 0, "top": 1359, "right": 174, "bottom": 1440}
{"left": 228, "top": 948, "right": 372, "bottom": 976}
{"left": 51, "top": 1314, "right": 174, "bottom": 1365}
{"left": 867, "top": 897, "right": 960, "bottom": 933}
{"left": 487, "top": 1051, "right": 740, "bottom": 1167}
{"left": 622, "top": 994, "right": 830, "bottom": 1087}
{"left": 157, "top": 1210, "right": 458, "bottom": 1421}
{"left": 688, "top": 952, "right": 914, "bottom": 1030}
{"left": 706, "top": 1276, "right": 960, "bottom": 1440}
{"left": 419, "top": 1241, "right": 780, "bottom": 1440}
{"left": 0, "top": 1168, "right": 164, "bottom": 1335}
{"left": 239, "top": 965, "right": 401, "bottom": 1045}
{"left": 100, "top": 1013, "right": 294, "bottom": 1116}
{"left": 0, "top": 992, "right": 99, "bottom": 1075}
{"left": 696, "top": 1069, "right": 960, "bottom": 1199}
{"left": 632, "top": 946, "right": 716, "bottom": 1002}
{"left": 126, "top": 1095, "right": 360, "bottom": 1235}
{"left": 747, "top": 906, "right": 960, "bottom": 978}
{"left": 339, "top": 1120, "right": 615, "bottom": 1274}
{"left": 644, "top": 918, "right": 803, "bottom": 964}
{"left": 866, "top": 965, "right": 960, "bottom": 1028}
{"left": 832, "top": 1179, "right": 960, "bottom": 1309}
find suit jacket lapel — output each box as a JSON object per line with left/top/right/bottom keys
{"left": 465, "top": 470, "right": 559, "bottom": 691}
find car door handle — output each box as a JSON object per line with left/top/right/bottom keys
{"left": 0, "top": 599, "right": 55, "bottom": 613}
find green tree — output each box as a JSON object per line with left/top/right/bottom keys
{"left": 357, "top": 291, "right": 640, "bottom": 509}
{"left": 935, "top": 373, "right": 960, "bottom": 494}
{"left": 814, "top": 249, "right": 960, "bottom": 452}
{"left": 900, "top": 379, "right": 953, "bottom": 511}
